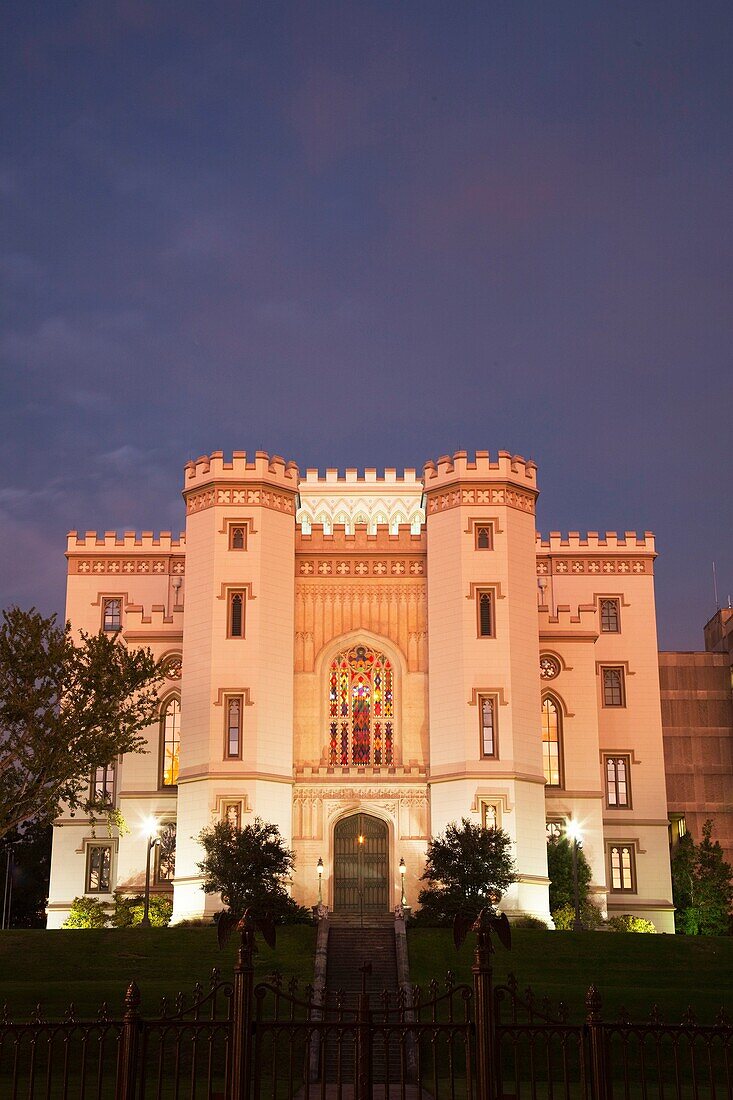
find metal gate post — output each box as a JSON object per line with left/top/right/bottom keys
{"left": 585, "top": 986, "right": 608, "bottom": 1100}
{"left": 472, "top": 920, "right": 498, "bottom": 1100}
{"left": 356, "top": 964, "right": 373, "bottom": 1100}
{"left": 115, "top": 981, "right": 141, "bottom": 1100}
{"left": 229, "top": 918, "right": 256, "bottom": 1100}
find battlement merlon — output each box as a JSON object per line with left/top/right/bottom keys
{"left": 296, "top": 524, "right": 427, "bottom": 551}
{"left": 536, "top": 531, "right": 657, "bottom": 555}
{"left": 182, "top": 451, "right": 300, "bottom": 491}
{"left": 538, "top": 603, "right": 600, "bottom": 639}
{"left": 422, "top": 450, "right": 538, "bottom": 491}
{"left": 66, "top": 531, "right": 186, "bottom": 552}
{"left": 300, "top": 467, "right": 422, "bottom": 487}
{"left": 123, "top": 603, "right": 184, "bottom": 639}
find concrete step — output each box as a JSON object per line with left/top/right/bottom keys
{"left": 322, "top": 923, "right": 402, "bottom": 1084}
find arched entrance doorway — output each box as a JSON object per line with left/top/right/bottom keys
{"left": 333, "top": 813, "right": 389, "bottom": 915}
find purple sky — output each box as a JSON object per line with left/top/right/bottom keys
{"left": 1, "top": 2, "right": 731, "bottom": 649}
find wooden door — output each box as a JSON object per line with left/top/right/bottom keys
{"left": 333, "top": 813, "right": 389, "bottom": 914}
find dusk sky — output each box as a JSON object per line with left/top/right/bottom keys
{"left": 1, "top": 2, "right": 731, "bottom": 649}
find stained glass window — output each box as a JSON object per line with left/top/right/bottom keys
{"left": 328, "top": 645, "right": 394, "bottom": 767}
{"left": 161, "top": 698, "right": 180, "bottom": 786}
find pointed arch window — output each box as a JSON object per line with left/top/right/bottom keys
{"left": 541, "top": 696, "right": 562, "bottom": 788}
{"left": 328, "top": 645, "right": 394, "bottom": 767}
{"left": 161, "top": 697, "right": 181, "bottom": 787}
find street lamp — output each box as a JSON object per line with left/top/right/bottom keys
{"left": 399, "top": 857, "right": 407, "bottom": 908}
{"left": 317, "top": 856, "right": 324, "bottom": 905}
{"left": 140, "top": 817, "right": 160, "bottom": 928}
{"left": 565, "top": 820, "right": 584, "bottom": 932}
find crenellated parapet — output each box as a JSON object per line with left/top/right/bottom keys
{"left": 422, "top": 450, "right": 538, "bottom": 516}
{"left": 297, "top": 524, "right": 425, "bottom": 552}
{"left": 66, "top": 531, "right": 186, "bottom": 576}
{"left": 298, "top": 467, "right": 424, "bottom": 533}
{"left": 67, "top": 531, "right": 185, "bottom": 550}
{"left": 183, "top": 451, "right": 300, "bottom": 515}
{"left": 538, "top": 603, "right": 599, "bottom": 639}
{"left": 123, "top": 602, "right": 184, "bottom": 639}
{"left": 423, "top": 449, "right": 537, "bottom": 485}
{"left": 535, "top": 531, "right": 656, "bottom": 577}
{"left": 296, "top": 523, "right": 426, "bottom": 580}
{"left": 536, "top": 531, "right": 656, "bottom": 552}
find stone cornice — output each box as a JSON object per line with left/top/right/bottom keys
{"left": 426, "top": 482, "right": 536, "bottom": 516}
{"left": 185, "top": 482, "right": 296, "bottom": 515}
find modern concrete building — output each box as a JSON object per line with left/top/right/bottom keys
{"left": 46, "top": 450, "right": 676, "bottom": 931}
{"left": 660, "top": 608, "right": 733, "bottom": 868}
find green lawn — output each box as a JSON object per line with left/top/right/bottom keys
{"left": 0, "top": 925, "right": 316, "bottom": 1018}
{"left": 407, "top": 927, "right": 733, "bottom": 1024}
{"left": 1, "top": 925, "right": 731, "bottom": 1025}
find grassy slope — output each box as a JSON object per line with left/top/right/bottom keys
{"left": 407, "top": 928, "right": 733, "bottom": 1023}
{"left": 0, "top": 926, "right": 316, "bottom": 1018}
{"left": 1, "top": 926, "right": 731, "bottom": 1024}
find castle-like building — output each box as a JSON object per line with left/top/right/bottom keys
{"left": 46, "top": 450, "right": 675, "bottom": 931}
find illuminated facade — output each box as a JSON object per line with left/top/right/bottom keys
{"left": 46, "top": 450, "right": 675, "bottom": 931}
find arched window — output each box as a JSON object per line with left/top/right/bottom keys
{"left": 541, "top": 696, "right": 562, "bottom": 788}
{"left": 328, "top": 645, "right": 394, "bottom": 767}
{"left": 161, "top": 697, "right": 180, "bottom": 787}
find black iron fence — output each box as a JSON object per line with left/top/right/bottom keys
{"left": 1, "top": 917, "right": 731, "bottom": 1099}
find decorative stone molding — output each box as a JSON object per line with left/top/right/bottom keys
{"left": 297, "top": 558, "right": 425, "bottom": 577}
{"left": 426, "top": 484, "right": 536, "bottom": 515}
{"left": 70, "top": 556, "right": 185, "bottom": 576}
{"left": 536, "top": 558, "right": 650, "bottom": 575}
{"left": 186, "top": 485, "right": 295, "bottom": 514}
{"left": 292, "top": 784, "right": 429, "bottom": 841}
{"left": 294, "top": 584, "right": 427, "bottom": 672}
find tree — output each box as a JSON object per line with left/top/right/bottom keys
{"left": 1, "top": 819, "right": 53, "bottom": 927}
{"left": 546, "top": 836, "right": 592, "bottom": 913}
{"left": 671, "top": 820, "right": 733, "bottom": 935}
{"left": 197, "top": 817, "right": 299, "bottom": 921}
{"left": 417, "top": 817, "right": 516, "bottom": 923}
{"left": 0, "top": 607, "right": 163, "bottom": 839}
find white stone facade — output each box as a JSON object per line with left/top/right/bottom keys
{"left": 46, "top": 450, "right": 675, "bottom": 932}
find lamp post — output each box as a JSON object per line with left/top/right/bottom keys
{"left": 317, "top": 856, "right": 324, "bottom": 905}
{"left": 140, "top": 818, "right": 160, "bottom": 928}
{"left": 566, "top": 820, "right": 584, "bottom": 932}
{"left": 399, "top": 857, "right": 407, "bottom": 908}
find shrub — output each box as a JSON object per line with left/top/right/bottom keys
{"left": 198, "top": 817, "right": 301, "bottom": 922}
{"left": 418, "top": 817, "right": 516, "bottom": 923}
{"left": 552, "top": 901, "right": 604, "bottom": 931}
{"left": 112, "top": 893, "right": 173, "bottom": 927}
{"left": 511, "top": 915, "right": 548, "bottom": 930}
{"left": 547, "top": 837, "right": 592, "bottom": 913}
{"left": 63, "top": 896, "right": 109, "bottom": 928}
{"left": 671, "top": 820, "right": 733, "bottom": 935}
{"left": 607, "top": 914, "right": 656, "bottom": 933}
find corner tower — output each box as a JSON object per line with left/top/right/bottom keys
{"left": 424, "top": 450, "right": 551, "bottom": 922}
{"left": 172, "top": 451, "right": 299, "bottom": 922}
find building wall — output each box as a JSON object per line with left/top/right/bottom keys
{"left": 659, "top": 651, "right": 733, "bottom": 868}
{"left": 46, "top": 450, "right": 677, "bottom": 933}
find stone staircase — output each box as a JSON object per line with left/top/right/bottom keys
{"left": 323, "top": 920, "right": 401, "bottom": 1084}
